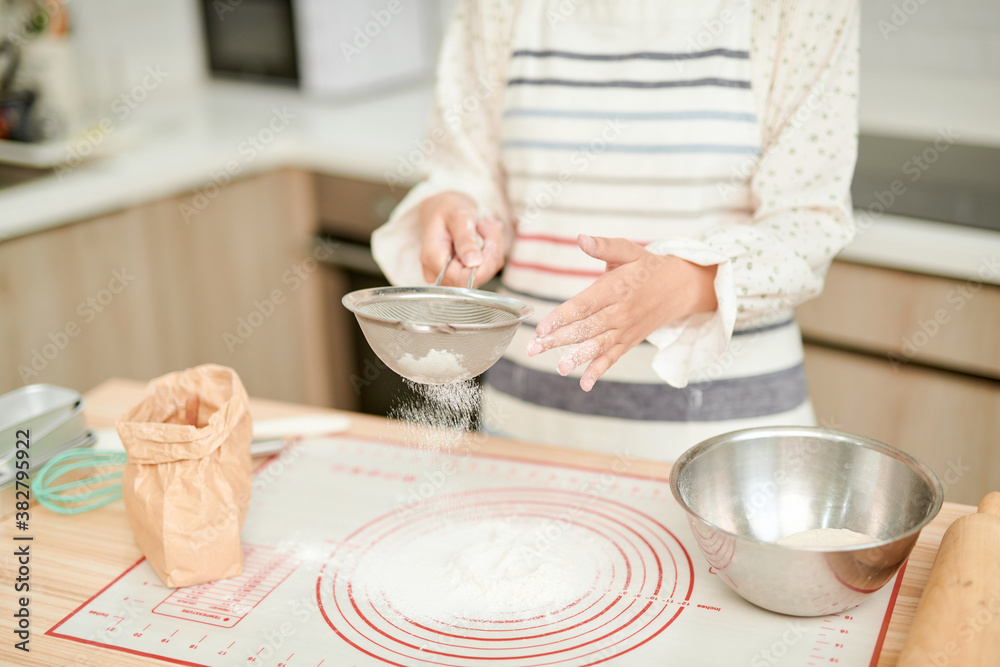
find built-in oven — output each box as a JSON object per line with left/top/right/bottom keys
{"left": 852, "top": 133, "right": 1000, "bottom": 233}
{"left": 313, "top": 173, "right": 425, "bottom": 417}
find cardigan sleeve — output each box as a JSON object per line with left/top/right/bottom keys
{"left": 644, "top": 0, "right": 860, "bottom": 387}
{"left": 371, "top": 0, "right": 519, "bottom": 287}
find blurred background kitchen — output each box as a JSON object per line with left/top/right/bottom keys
{"left": 0, "top": 0, "right": 997, "bottom": 504}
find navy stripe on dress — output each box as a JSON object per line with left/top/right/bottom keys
{"left": 502, "top": 140, "right": 759, "bottom": 154}
{"left": 507, "top": 77, "right": 751, "bottom": 90}
{"left": 505, "top": 170, "right": 733, "bottom": 186}
{"left": 503, "top": 109, "right": 757, "bottom": 122}
{"left": 485, "top": 358, "right": 809, "bottom": 422}
{"left": 511, "top": 48, "right": 749, "bottom": 61}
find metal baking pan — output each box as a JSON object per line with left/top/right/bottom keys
{"left": 0, "top": 384, "right": 83, "bottom": 445}
{"left": 0, "top": 430, "right": 97, "bottom": 519}
{"left": 0, "top": 386, "right": 88, "bottom": 475}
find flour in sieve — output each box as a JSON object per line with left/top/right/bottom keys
{"left": 348, "top": 517, "right": 595, "bottom": 625}
{"left": 394, "top": 348, "right": 468, "bottom": 385}
{"left": 775, "top": 528, "right": 878, "bottom": 548}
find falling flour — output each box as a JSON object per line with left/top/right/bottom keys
{"left": 389, "top": 378, "right": 483, "bottom": 452}
{"left": 394, "top": 348, "right": 468, "bottom": 385}
{"left": 775, "top": 528, "right": 879, "bottom": 548}
{"left": 382, "top": 365, "right": 560, "bottom": 623}
{"left": 348, "top": 517, "right": 594, "bottom": 625}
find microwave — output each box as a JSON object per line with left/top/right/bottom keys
{"left": 200, "top": 0, "right": 439, "bottom": 96}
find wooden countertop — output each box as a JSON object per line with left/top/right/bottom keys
{"left": 0, "top": 378, "right": 976, "bottom": 666}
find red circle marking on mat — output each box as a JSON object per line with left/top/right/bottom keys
{"left": 343, "top": 502, "right": 648, "bottom": 647}
{"left": 316, "top": 487, "right": 694, "bottom": 667}
{"left": 343, "top": 507, "right": 644, "bottom": 653}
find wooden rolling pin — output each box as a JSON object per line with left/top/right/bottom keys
{"left": 898, "top": 492, "right": 1000, "bottom": 667}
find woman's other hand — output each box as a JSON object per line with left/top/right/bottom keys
{"left": 419, "top": 192, "right": 505, "bottom": 287}
{"left": 527, "top": 235, "right": 718, "bottom": 391}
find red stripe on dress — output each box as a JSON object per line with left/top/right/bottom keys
{"left": 516, "top": 232, "right": 652, "bottom": 247}
{"left": 516, "top": 232, "right": 580, "bottom": 245}
{"left": 506, "top": 258, "right": 604, "bottom": 277}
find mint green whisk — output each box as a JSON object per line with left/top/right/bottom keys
{"left": 31, "top": 448, "right": 127, "bottom": 514}
{"left": 29, "top": 414, "right": 351, "bottom": 514}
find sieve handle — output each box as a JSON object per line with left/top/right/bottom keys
{"left": 433, "top": 253, "right": 479, "bottom": 290}
{"left": 433, "top": 254, "right": 451, "bottom": 286}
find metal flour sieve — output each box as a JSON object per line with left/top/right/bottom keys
{"left": 342, "top": 259, "right": 533, "bottom": 385}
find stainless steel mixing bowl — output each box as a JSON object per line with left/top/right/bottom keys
{"left": 669, "top": 426, "right": 943, "bottom": 616}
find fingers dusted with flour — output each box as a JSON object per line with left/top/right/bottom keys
{"left": 528, "top": 234, "right": 719, "bottom": 392}
{"left": 419, "top": 192, "right": 505, "bottom": 288}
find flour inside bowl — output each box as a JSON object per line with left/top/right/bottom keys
{"left": 776, "top": 528, "right": 879, "bottom": 548}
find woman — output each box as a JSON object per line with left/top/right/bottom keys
{"left": 373, "top": 0, "right": 859, "bottom": 461}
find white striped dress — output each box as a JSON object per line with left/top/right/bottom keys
{"left": 373, "top": 0, "right": 860, "bottom": 461}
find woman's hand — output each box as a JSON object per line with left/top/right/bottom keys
{"left": 419, "top": 192, "right": 504, "bottom": 287}
{"left": 526, "top": 235, "right": 719, "bottom": 391}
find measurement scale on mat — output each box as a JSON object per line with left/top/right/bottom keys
{"left": 47, "top": 436, "right": 904, "bottom": 666}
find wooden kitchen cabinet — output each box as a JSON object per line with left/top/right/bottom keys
{"left": 797, "top": 261, "right": 1000, "bottom": 379}
{"left": 803, "top": 345, "right": 999, "bottom": 506}
{"left": 0, "top": 168, "right": 342, "bottom": 407}
{"left": 798, "top": 260, "right": 1000, "bottom": 505}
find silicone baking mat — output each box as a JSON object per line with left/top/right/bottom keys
{"left": 47, "top": 435, "right": 903, "bottom": 666}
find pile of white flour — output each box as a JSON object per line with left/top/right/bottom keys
{"left": 353, "top": 517, "right": 593, "bottom": 624}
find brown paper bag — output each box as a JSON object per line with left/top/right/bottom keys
{"left": 116, "top": 364, "right": 253, "bottom": 588}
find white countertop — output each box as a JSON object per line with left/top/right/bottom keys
{"left": 860, "top": 70, "right": 1000, "bottom": 149}
{"left": 841, "top": 213, "right": 1000, "bottom": 286}
{"left": 1, "top": 80, "right": 998, "bottom": 286}
{"left": 0, "top": 81, "right": 433, "bottom": 241}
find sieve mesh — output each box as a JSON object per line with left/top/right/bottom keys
{"left": 343, "top": 287, "right": 533, "bottom": 385}
{"left": 356, "top": 296, "right": 518, "bottom": 326}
